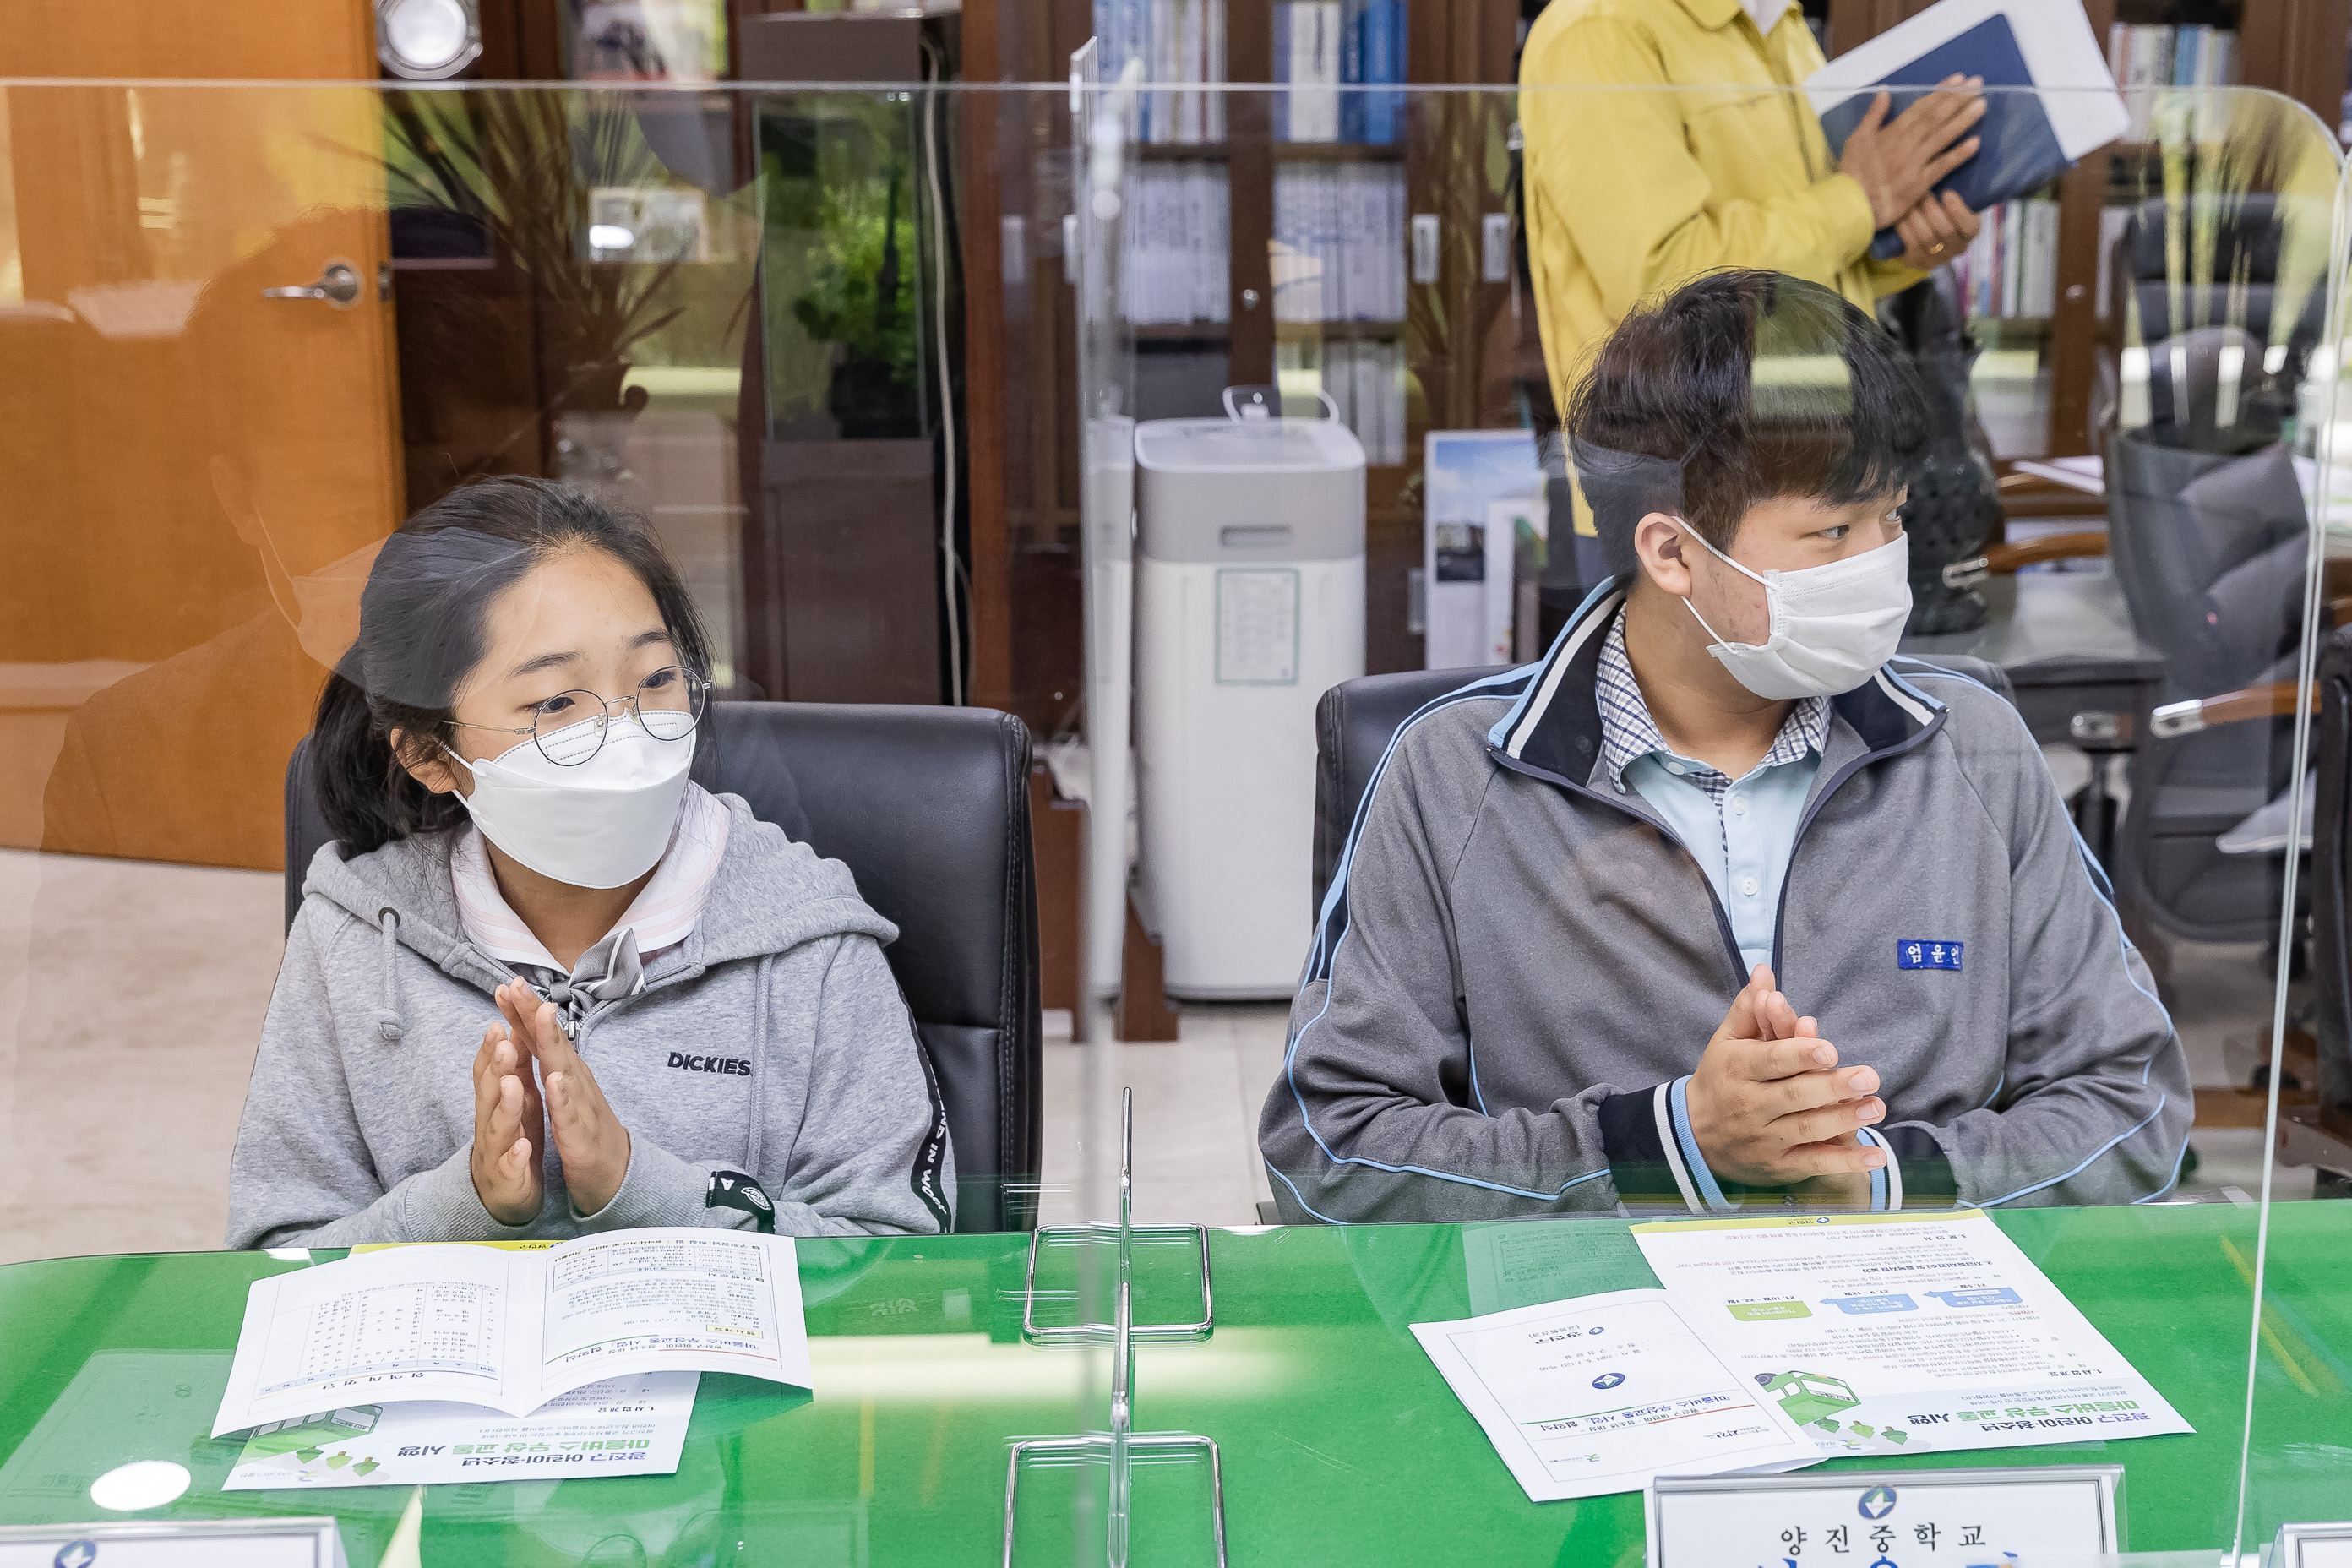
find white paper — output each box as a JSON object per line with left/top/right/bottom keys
{"left": 1804, "top": 0, "right": 2129, "bottom": 161}
{"left": 1647, "top": 1468, "right": 2119, "bottom": 1568}
{"left": 1215, "top": 568, "right": 1299, "bottom": 683}
{"left": 1630, "top": 1211, "right": 2193, "bottom": 1461}
{"left": 215, "top": 1230, "right": 807, "bottom": 1435}
{"left": 222, "top": 1372, "right": 697, "bottom": 1490}
{"left": 1409, "top": 1288, "right": 1821, "bottom": 1502}
{"left": 2012, "top": 454, "right": 2104, "bottom": 493}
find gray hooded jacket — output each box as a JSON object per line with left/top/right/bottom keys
{"left": 1261, "top": 580, "right": 2191, "bottom": 1222}
{"left": 226, "top": 792, "right": 954, "bottom": 1248}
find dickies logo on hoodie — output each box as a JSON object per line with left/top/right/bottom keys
{"left": 668, "top": 1051, "right": 754, "bottom": 1075}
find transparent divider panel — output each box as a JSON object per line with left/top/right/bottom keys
{"left": 0, "top": 77, "right": 1102, "bottom": 1565}
{"left": 0, "top": 69, "right": 2340, "bottom": 1568}
{"left": 1081, "top": 79, "right": 2344, "bottom": 1561}
{"left": 2241, "top": 118, "right": 2352, "bottom": 1565}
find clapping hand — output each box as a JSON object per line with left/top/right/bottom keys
{"left": 494, "top": 979, "right": 634, "bottom": 1217}
{"left": 469, "top": 1009, "right": 544, "bottom": 1225}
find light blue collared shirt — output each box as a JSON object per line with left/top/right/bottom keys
{"left": 1594, "top": 612, "right": 1827, "bottom": 977}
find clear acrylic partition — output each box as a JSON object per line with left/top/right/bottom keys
{"left": 0, "top": 77, "right": 1124, "bottom": 1565}
{"left": 1080, "top": 79, "right": 2344, "bottom": 1564}
{"left": 0, "top": 68, "right": 2338, "bottom": 1568}
{"left": 2242, "top": 122, "right": 2352, "bottom": 1561}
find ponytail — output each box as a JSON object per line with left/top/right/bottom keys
{"left": 310, "top": 668, "right": 469, "bottom": 855}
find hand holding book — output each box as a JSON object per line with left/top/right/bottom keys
{"left": 1891, "top": 188, "right": 1984, "bottom": 274}
{"left": 1834, "top": 75, "right": 1985, "bottom": 230}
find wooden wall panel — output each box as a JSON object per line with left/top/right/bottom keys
{"left": 0, "top": 2, "right": 402, "bottom": 866}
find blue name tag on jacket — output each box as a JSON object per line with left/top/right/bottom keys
{"left": 1898, "top": 939, "right": 1963, "bottom": 971}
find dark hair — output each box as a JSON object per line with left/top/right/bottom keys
{"left": 313, "top": 476, "right": 713, "bottom": 853}
{"left": 1565, "top": 270, "right": 1930, "bottom": 574}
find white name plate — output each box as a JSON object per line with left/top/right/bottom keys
{"left": 1647, "top": 1465, "right": 2121, "bottom": 1568}
{"left": 0, "top": 1518, "right": 345, "bottom": 1568}
{"left": 2276, "top": 1522, "right": 2352, "bottom": 1568}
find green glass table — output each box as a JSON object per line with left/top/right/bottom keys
{"left": 2, "top": 1202, "right": 2344, "bottom": 1565}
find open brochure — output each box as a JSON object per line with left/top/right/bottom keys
{"left": 1411, "top": 1288, "right": 1822, "bottom": 1502}
{"left": 1414, "top": 1211, "right": 2191, "bottom": 1502}
{"left": 213, "top": 1228, "right": 808, "bottom": 1436}
{"left": 1628, "top": 1210, "right": 2192, "bottom": 1461}
{"left": 222, "top": 1371, "right": 699, "bottom": 1489}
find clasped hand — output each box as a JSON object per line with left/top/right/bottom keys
{"left": 1683, "top": 965, "right": 1886, "bottom": 1197}
{"left": 469, "top": 978, "right": 634, "bottom": 1224}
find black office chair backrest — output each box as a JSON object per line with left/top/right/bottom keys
{"left": 2113, "top": 197, "right": 2321, "bottom": 448}
{"left": 2311, "top": 627, "right": 2352, "bottom": 1122}
{"left": 283, "top": 701, "right": 1043, "bottom": 1233}
{"left": 1310, "top": 656, "right": 2019, "bottom": 916}
{"left": 2107, "top": 427, "right": 2307, "bottom": 708}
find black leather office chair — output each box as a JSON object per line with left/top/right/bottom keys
{"left": 1311, "top": 656, "right": 2019, "bottom": 916}
{"left": 2076, "top": 194, "right": 2323, "bottom": 976}
{"left": 2295, "top": 625, "right": 2352, "bottom": 1190}
{"left": 2106, "top": 429, "right": 2307, "bottom": 963}
{"left": 282, "top": 701, "right": 1043, "bottom": 1233}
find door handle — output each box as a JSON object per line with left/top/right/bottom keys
{"left": 261, "top": 259, "right": 363, "bottom": 309}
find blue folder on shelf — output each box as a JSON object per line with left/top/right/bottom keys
{"left": 1816, "top": 12, "right": 2071, "bottom": 261}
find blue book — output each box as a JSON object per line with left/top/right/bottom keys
{"left": 1816, "top": 11, "right": 2072, "bottom": 261}
{"left": 1360, "top": 0, "right": 1401, "bottom": 144}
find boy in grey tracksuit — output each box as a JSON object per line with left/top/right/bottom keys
{"left": 227, "top": 792, "right": 954, "bottom": 1248}
{"left": 1260, "top": 271, "right": 2189, "bottom": 1222}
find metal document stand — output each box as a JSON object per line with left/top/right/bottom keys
{"left": 1004, "top": 1089, "right": 1228, "bottom": 1568}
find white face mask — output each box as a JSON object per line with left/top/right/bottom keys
{"left": 445, "top": 716, "right": 694, "bottom": 890}
{"left": 1677, "top": 522, "right": 1913, "bottom": 700}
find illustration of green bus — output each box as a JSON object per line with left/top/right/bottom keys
{"left": 1757, "top": 1370, "right": 1861, "bottom": 1429}
{"left": 240, "top": 1407, "right": 381, "bottom": 1462}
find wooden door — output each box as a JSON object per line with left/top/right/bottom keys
{"left": 0, "top": 1, "right": 405, "bottom": 867}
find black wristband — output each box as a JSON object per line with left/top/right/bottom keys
{"left": 705, "top": 1168, "right": 777, "bottom": 1233}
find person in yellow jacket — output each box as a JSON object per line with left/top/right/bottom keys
{"left": 1521, "top": 0, "right": 1987, "bottom": 421}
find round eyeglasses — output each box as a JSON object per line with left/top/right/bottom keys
{"left": 449, "top": 665, "right": 711, "bottom": 767}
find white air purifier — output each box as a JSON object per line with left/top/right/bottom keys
{"left": 1132, "top": 390, "right": 1367, "bottom": 999}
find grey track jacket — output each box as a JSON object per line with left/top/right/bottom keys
{"left": 1261, "top": 580, "right": 2191, "bottom": 1222}
{"left": 227, "top": 793, "right": 954, "bottom": 1248}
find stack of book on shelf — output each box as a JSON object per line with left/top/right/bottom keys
{"left": 1094, "top": 0, "right": 1228, "bottom": 144}
{"left": 1122, "top": 163, "right": 1233, "bottom": 327}
{"left": 1274, "top": 0, "right": 1407, "bottom": 144}
{"left": 1271, "top": 163, "right": 1407, "bottom": 323}
{"left": 1320, "top": 340, "right": 1407, "bottom": 465}
{"left": 1953, "top": 193, "right": 2058, "bottom": 321}
{"left": 2107, "top": 21, "right": 2235, "bottom": 139}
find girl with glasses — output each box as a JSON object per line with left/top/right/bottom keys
{"left": 226, "top": 477, "right": 952, "bottom": 1246}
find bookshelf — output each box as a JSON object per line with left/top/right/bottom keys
{"left": 958, "top": 0, "right": 1522, "bottom": 725}
{"left": 1827, "top": 0, "right": 2351, "bottom": 518}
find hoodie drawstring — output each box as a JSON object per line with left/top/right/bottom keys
{"left": 744, "top": 954, "right": 775, "bottom": 1173}
{"left": 375, "top": 909, "right": 406, "bottom": 1045}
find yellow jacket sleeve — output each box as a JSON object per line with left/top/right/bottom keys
{"left": 1522, "top": 14, "right": 1876, "bottom": 320}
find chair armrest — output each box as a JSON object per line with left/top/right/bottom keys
{"left": 2151, "top": 680, "right": 2315, "bottom": 738}
{"left": 1940, "top": 531, "right": 2111, "bottom": 590}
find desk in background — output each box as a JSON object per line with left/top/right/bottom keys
{"left": 2, "top": 1205, "right": 2346, "bottom": 1565}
